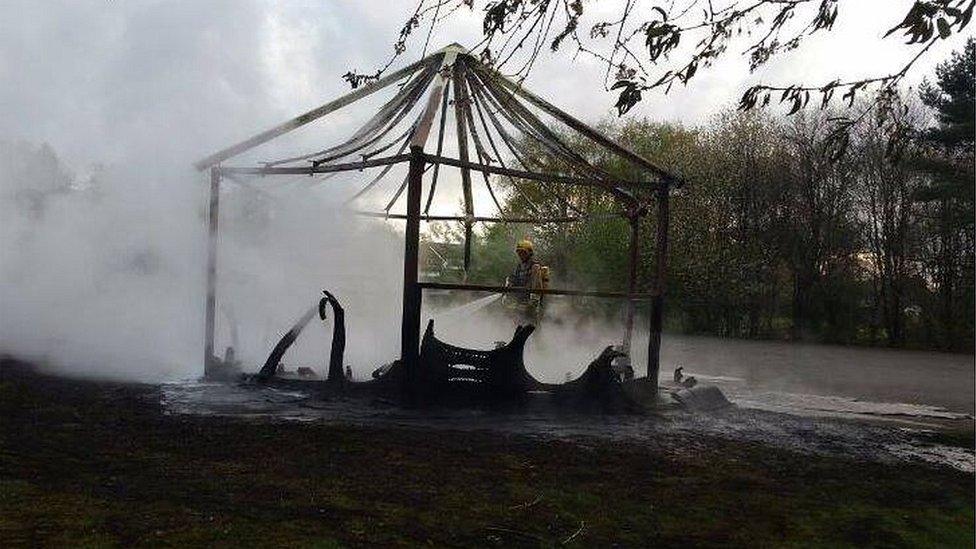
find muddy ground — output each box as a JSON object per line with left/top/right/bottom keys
{"left": 1, "top": 359, "right": 973, "bottom": 547}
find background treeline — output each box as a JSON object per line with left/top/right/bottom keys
{"left": 426, "top": 40, "right": 974, "bottom": 352}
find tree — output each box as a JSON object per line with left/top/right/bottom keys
{"left": 920, "top": 37, "right": 976, "bottom": 152}
{"left": 361, "top": 1, "right": 974, "bottom": 157}
{"left": 913, "top": 38, "right": 975, "bottom": 348}
{"left": 848, "top": 96, "right": 931, "bottom": 347}
{"left": 680, "top": 111, "right": 787, "bottom": 337}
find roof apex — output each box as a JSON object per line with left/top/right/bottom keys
{"left": 433, "top": 42, "right": 468, "bottom": 55}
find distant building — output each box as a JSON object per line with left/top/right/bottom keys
{"left": 420, "top": 240, "right": 464, "bottom": 280}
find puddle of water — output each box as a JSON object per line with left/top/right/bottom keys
{"left": 732, "top": 391, "right": 971, "bottom": 420}
{"left": 659, "top": 335, "right": 975, "bottom": 415}
{"left": 669, "top": 371, "right": 972, "bottom": 424}
{"left": 885, "top": 442, "right": 975, "bottom": 473}
{"left": 159, "top": 381, "right": 975, "bottom": 473}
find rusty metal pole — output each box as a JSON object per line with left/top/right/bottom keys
{"left": 622, "top": 213, "right": 640, "bottom": 356}
{"left": 400, "top": 146, "right": 426, "bottom": 374}
{"left": 647, "top": 181, "right": 670, "bottom": 386}
{"left": 203, "top": 166, "right": 221, "bottom": 377}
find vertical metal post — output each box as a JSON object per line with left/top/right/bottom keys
{"left": 647, "top": 182, "right": 670, "bottom": 386}
{"left": 400, "top": 146, "right": 426, "bottom": 373}
{"left": 463, "top": 222, "right": 473, "bottom": 280}
{"left": 453, "top": 63, "right": 474, "bottom": 278}
{"left": 622, "top": 214, "right": 640, "bottom": 355}
{"left": 204, "top": 166, "right": 221, "bottom": 377}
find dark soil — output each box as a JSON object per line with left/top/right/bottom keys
{"left": 1, "top": 358, "right": 972, "bottom": 547}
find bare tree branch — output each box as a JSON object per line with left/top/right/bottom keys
{"left": 363, "top": 0, "right": 973, "bottom": 159}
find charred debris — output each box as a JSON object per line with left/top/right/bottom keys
{"left": 210, "top": 290, "right": 644, "bottom": 413}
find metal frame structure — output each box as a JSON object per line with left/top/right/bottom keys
{"left": 195, "top": 44, "right": 679, "bottom": 385}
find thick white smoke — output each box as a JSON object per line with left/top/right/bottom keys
{"left": 0, "top": 139, "right": 408, "bottom": 381}
{"left": 0, "top": 2, "right": 642, "bottom": 383}
{"left": 1, "top": 141, "right": 203, "bottom": 380}
{"left": 0, "top": 2, "right": 415, "bottom": 381}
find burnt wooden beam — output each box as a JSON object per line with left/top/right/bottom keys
{"left": 622, "top": 213, "right": 641, "bottom": 356}
{"left": 480, "top": 61, "right": 677, "bottom": 184}
{"left": 346, "top": 146, "right": 413, "bottom": 203}
{"left": 411, "top": 49, "right": 457, "bottom": 148}
{"left": 219, "top": 154, "right": 412, "bottom": 176}
{"left": 256, "top": 304, "right": 319, "bottom": 380}
{"left": 203, "top": 166, "right": 220, "bottom": 376}
{"left": 194, "top": 56, "right": 433, "bottom": 170}
{"left": 400, "top": 146, "right": 426, "bottom": 376}
{"left": 418, "top": 282, "right": 653, "bottom": 300}
{"left": 383, "top": 173, "right": 412, "bottom": 213}
{"left": 421, "top": 153, "right": 657, "bottom": 192}
{"left": 356, "top": 212, "right": 582, "bottom": 224}
{"left": 384, "top": 50, "right": 459, "bottom": 212}
{"left": 647, "top": 182, "right": 671, "bottom": 387}
{"left": 424, "top": 76, "right": 452, "bottom": 214}
{"left": 468, "top": 61, "right": 635, "bottom": 204}
{"left": 219, "top": 153, "right": 656, "bottom": 191}
{"left": 320, "top": 291, "right": 347, "bottom": 384}
{"left": 453, "top": 62, "right": 475, "bottom": 277}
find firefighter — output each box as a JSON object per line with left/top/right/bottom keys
{"left": 504, "top": 239, "right": 545, "bottom": 324}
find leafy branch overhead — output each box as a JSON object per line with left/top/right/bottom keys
{"left": 367, "top": 0, "right": 973, "bottom": 159}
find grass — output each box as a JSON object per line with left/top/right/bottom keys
{"left": 1, "top": 359, "right": 972, "bottom": 547}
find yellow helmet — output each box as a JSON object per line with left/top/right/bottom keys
{"left": 515, "top": 239, "right": 534, "bottom": 253}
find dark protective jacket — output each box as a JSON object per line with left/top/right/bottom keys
{"left": 510, "top": 258, "right": 540, "bottom": 303}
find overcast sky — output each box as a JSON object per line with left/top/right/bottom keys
{"left": 1, "top": 0, "right": 971, "bottom": 172}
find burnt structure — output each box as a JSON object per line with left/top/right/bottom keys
{"left": 194, "top": 44, "right": 681, "bottom": 397}
{"left": 418, "top": 320, "right": 538, "bottom": 400}
{"left": 242, "top": 291, "right": 639, "bottom": 411}
{"left": 256, "top": 290, "right": 346, "bottom": 383}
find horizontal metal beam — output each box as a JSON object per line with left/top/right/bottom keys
{"left": 356, "top": 211, "right": 583, "bottom": 224}
{"left": 218, "top": 154, "right": 411, "bottom": 176}
{"left": 418, "top": 281, "right": 651, "bottom": 300}
{"left": 421, "top": 153, "right": 657, "bottom": 192}
{"left": 217, "top": 153, "right": 657, "bottom": 194}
